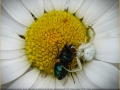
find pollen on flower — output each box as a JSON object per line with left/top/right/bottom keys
{"left": 25, "top": 11, "right": 87, "bottom": 74}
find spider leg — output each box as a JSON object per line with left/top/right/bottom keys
{"left": 78, "top": 28, "right": 96, "bottom": 50}
{"left": 61, "top": 56, "right": 82, "bottom": 72}
{"left": 81, "top": 57, "right": 86, "bottom": 62}
{"left": 75, "top": 57, "right": 82, "bottom": 70}
{"left": 88, "top": 27, "right": 96, "bottom": 44}
{"left": 62, "top": 65, "right": 82, "bottom": 72}
{"left": 78, "top": 43, "right": 92, "bottom": 51}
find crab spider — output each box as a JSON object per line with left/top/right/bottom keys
{"left": 63, "top": 28, "right": 96, "bottom": 72}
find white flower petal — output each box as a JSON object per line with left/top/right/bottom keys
{"left": 41, "top": 75, "right": 55, "bottom": 89}
{"left": 94, "top": 38, "right": 119, "bottom": 54}
{"left": 94, "top": 37, "right": 119, "bottom": 63}
{"left": 64, "top": 74, "right": 76, "bottom": 89}
{"left": 82, "top": 0, "right": 115, "bottom": 27}
{"left": 21, "top": 0, "right": 44, "bottom": 18}
{"left": 2, "top": 60, "right": 31, "bottom": 84}
{"left": 31, "top": 74, "right": 46, "bottom": 89}
{"left": 43, "top": 0, "right": 54, "bottom": 12}
{"left": 1, "top": 86, "right": 7, "bottom": 90}
{"left": 76, "top": 70, "right": 100, "bottom": 89}
{"left": 108, "top": 29, "right": 119, "bottom": 38}
{"left": 75, "top": 0, "right": 94, "bottom": 19}
{"left": 72, "top": 73, "right": 83, "bottom": 88}
{"left": 93, "top": 8, "right": 119, "bottom": 33}
{"left": 55, "top": 78, "right": 65, "bottom": 89}
{"left": 2, "top": 0, "right": 34, "bottom": 27}
{"left": 1, "top": 8, "right": 27, "bottom": 35}
{"left": 83, "top": 60, "right": 119, "bottom": 89}
{"left": 2, "top": 60, "right": 30, "bottom": 77}
{"left": 68, "top": 0, "right": 84, "bottom": 14}
{"left": 93, "top": 1, "right": 118, "bottom": 32}
{"left": 1, "top": 23, "right": 26, "bottom": 36}
{"left": 1, "top": 30, "right": 25, "bottom": 42}
{"left": 94, "top": 27, "right": 119, "bottom": 40}
{"left": 1, "top": 36, "right": 25, "bottom": 50}
{"left": 31, "top": 74, "right": 52, "bottom": 89}
{"left": 8, "top": 68, "right": 40, "bottom": 89}
{"left": 2, "top": 64, "right": 31, "bottom": 84}
{"left": 1, "top": 56, "right": 28, "bottom": 67}
{"left": 94, "top": 32, "right": 119, "bottom": 63}
{"left": 95, "top": 54, "right": 119, "bottom": 63}
{"left": 65, "top": 0, "right": 70, "bottom": 9}
{"left": 1, "top": 50, "right": 26, "bottom": 59}
{"left": 48, "top": 77, "right": 55, "bottom": 89}
{"left": 51, "top": 0, "right": 67, "bottom": 11}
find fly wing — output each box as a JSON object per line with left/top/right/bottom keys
{"left": 41, "top": 71, "right": 47, "bottom": 78}
{"left": 60, "top": 74, "right": 68, "bottom": 86}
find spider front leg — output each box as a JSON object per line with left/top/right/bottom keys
{"left": 62, "top": 51, "right": 83, "bottom": 72}
{"left": 78, "top": 28, "right": 95, "bottom": 50}
{"left": 87, "top": 27, "right": 96, "bottom": 44}
{"left": 77, "top": 27, "right": 96, "bottom": 60}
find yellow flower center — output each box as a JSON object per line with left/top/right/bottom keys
{"left": 24, "top": 11, "right": 87, "bottom": 74}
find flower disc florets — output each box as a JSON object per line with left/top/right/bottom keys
{"left": 25, "top": 11, "right": 87, "bottom": 74}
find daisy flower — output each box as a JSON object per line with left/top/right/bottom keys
{"left": 1, "top": 0, "right": 119, "bottom": 89}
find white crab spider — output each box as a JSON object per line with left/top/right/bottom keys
{"left": 63, "top": 28, "right": 96, "bottom": 72}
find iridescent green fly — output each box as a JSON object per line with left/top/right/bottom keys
{"left": 54, "top": 44, "right": 76, "bottom": 80}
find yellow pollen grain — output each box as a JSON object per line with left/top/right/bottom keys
{"left": 25, "top": 11, "right": 87, "bottom": 74}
